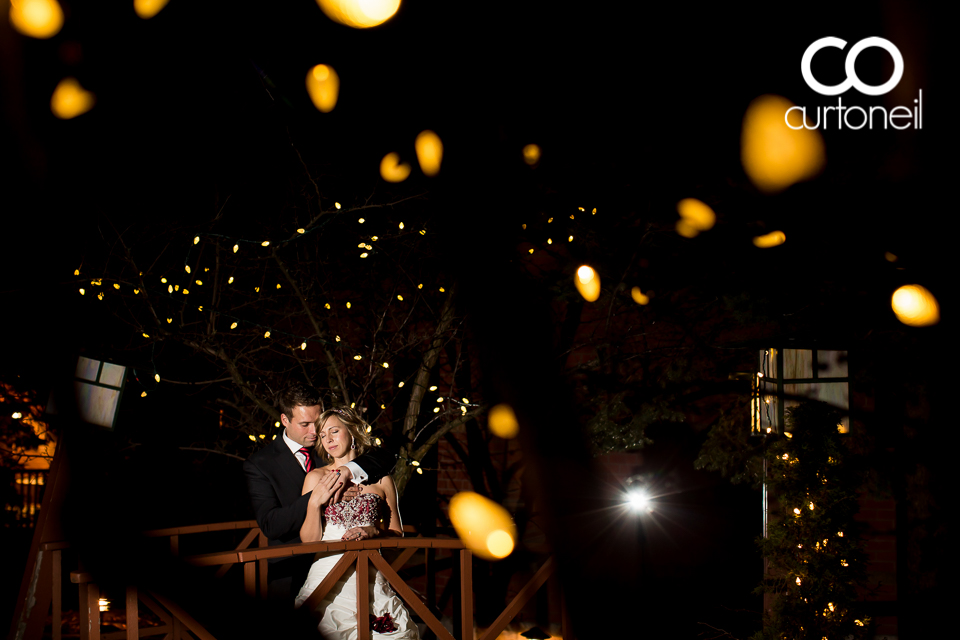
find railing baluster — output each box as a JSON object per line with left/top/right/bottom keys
{"left": 52, "top": 549, "right": 62, "bottom": 640}
{"left": 125, "top": 586, "right": 138, "bottom": 640}
{"left": 460, "top": 549, "right": 473, "bottom": 640}
{"left": 257, "top": 530, "right": 268, "bottom": 599}
{"left": 356, "top": 551, "right": 371, "bottom": 640}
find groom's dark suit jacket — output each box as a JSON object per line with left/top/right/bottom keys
{"left": 243, "top": 435, "right": 396, "bottom": 601}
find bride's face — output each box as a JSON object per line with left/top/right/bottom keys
{"left": 319, "top": 415, "right": 353, "bottom": 459}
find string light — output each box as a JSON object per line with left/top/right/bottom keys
{"left": 97, "top": 292, "right": 104, "bottom": 300}
{"left": 335, "top": 336, "right": 341, "bottom": 342}
{"left": 9, "top": 0, "right": 64, "bottom": 38}
{"left": 228, "top": 277, "right": 234, "bottom": 284}
{"left": 575, "top": 265, "right": 600, "bottom": 302}
{"left": 568, "top": 235, "right": 574, "bottom": 242}
{"left": 547, "top": 238, "right": 553, "bottom": 244}
{"left": 346, "top": 302, "right": 351, "bottom": 308}
{"left": 297, "top": 228, "right": 305, "bottom": 234}
{"left": 353, "top": 355, "right": 362, "bottom": 360}
{"left": 380, "top": 153, "right": 410, "bottom": 183}
{"left": 166, "top": 318, "right": 172, "bottom": 323}
{"left": 276, "top": 284, "right": 281, "bottom": 289}
{"left": 315, "top": 0, "right": 400, "bottom": 29}
{"left": 300, "top": 342, "right": 307, "bottom": 350}
{"left": 325, "top": 303, "right": 331, "bottom": 309}
{"left": 358, "top": 218, "right": 365, "bottom": 224}
{"left": 183, "top": 289, "right": 189, "bottom": 295}
{"left": 230, "top": 322, "right": 238, "bottom": 329}
{"left": 194, "top": 236, "right": 200, "bottom": 245}
{"left": 335, "top": 202, "right": 341, "bottom": 209}
{"left": 753, "top": 231, "right": 787, "bottom": 248}
{"left": 141, "top": 392, "right": 147, "bottom": 397}
{"left": 891, "top": 284, "right": 939, "bottom": 327}
{"left": 522, "top": 144, "right": 541, "bottom": 165}
{"left": 382, "top": 362, "right": 389, "bottom": 368}
{"left": 399, "top": 222, "right": 404, "bottom": 229}
{"left": 11, "top": 412, "right": 22, "bottom": 419}
{"left": 433, "top": 407, "right": 440, "bottom": 413}
{"left": 185, "top": 266, "right": 191, "bottom": 274}
{"left": 398, "top": 381, "right": 404, "bottom": 388}
{"left": 415, "top": 130, "right": 443, "bottom": 177}
{"left": 161, "top": 278, "right": 167, "bottom": 283}
{"left": 418, "top": 284, "right": 423, "bottom": 289}
{"left": 79, "top": 288, "right": 85, "bottom": 295}
{"left": 168, "top": 285, "right": 173, "bottom": 293}
{"left": 439, "top": 287, "right": 445, "bottom": 292}
{"left": 261, "top": 241, "right": 270, "bottom": 247}
{"left": 113, "top": 283, "right": 120, "bottom": 290}
{"left": 429, "top": 386, "right": 437, "bottom": 391}
{"left": 196, "top": 280, "right": 203, "bottom": 286}
{"left": 233, "top": 245, "right": 239, "bottom": 253}
{"left": 154, "top": 374, "right": 160, "bottom": 382}
{"left": 397, "top": 295, "right": 403, "bottom": 301}
{"left": 360, "top": 252, "right": 369, "bottom": 258}
{"left": 264, "top": 331, "right": 270, "bottom": 338}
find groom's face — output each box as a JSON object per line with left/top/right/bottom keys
{"left": 281, "top": 404, "right": 321, "bottom": 447}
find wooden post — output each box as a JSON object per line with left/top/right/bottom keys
{"left": 460, "top": 549, "right": 473, "bottom": 640}
{"left": 258, "top": 531, "right": 268, "bottom": 599}
{"left": 169, "top": 535, "right": 179, "bottom": 558}
{"left": 243, "top": 562, "right": 256, "bottom": 599}
{"left": 125, "top": 586, "right": 138, "bottom": 640}
{"left": 356, "top": 551, "right": 370, "bottom": 640}
{"left": 78, "top": 581, "right": 100, "bottom": 640}
{"left": 51, "top": 550, "right": 62, "bottom": 640}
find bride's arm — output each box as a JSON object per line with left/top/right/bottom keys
{"left": 379, "top": 475, "right": 404, "bottom": 537}
{"left": 300, "top": 469, "right": 341, "bottom": 542}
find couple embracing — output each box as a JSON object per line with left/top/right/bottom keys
{"left": 243, "top": 382, "right": 419, "bottom": 639}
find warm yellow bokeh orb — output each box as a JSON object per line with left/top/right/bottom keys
{"left": 51, "top": 78, "right": 95, "bottom": 120}
{"left": 488, "top": 404, "right": 519, "bottom": 439}
{"left": 676, "top": 198, "right": 716, "bottom": 238}
{"left": 522, "top": 144, "right": 541, "bottom": 165}
{"left": 742, "top": 95, "right": 825, "bottom": 193}
{"left": 891, "top": 284, "right": 939, "bottom": 327}
{"left": 575, "top": 265, "right": 600, "bottom": 302}
{"left": 486, "top": 530, "right": 515, "bottom": 559}
{"left": 631, "top": 287, "right": 650, "bottom": 305}
{"left": 316, "top": 0, "right": 400, "bottom": 28}
{"left": 449, "top": 491, "right": 517, "bottom": 561}
{"left": 752, "top": 230, "right": 786, "bottom": 248}
{"left": 415, "top": 130, "right": 442, "bottom": 177}
{"left": 306, "top": 64, "right": 340, "bottom": 113}
{"left": 133, "top": 0, "right": 170, "bottom": 19}
{"left": 9, "top": 0, "right": 63, "bottom": 38}
{"left": 380, "top": 152, "right": 411, "bottom": 182}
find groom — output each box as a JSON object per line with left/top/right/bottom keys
{"left": 243, "top": 382, "right": 396, "bottom": 603}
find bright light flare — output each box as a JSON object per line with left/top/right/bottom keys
{"left": 575, "top": 265, "right": 600, "bottom": 302}
{"left": 415, "top": 130, "right": 443, "bottom": 177}
{"left": 626, "top": 488, "right": 653, "bottom": 513}
{"left": 522, "top": 144, "right": 541, "bottom": 165}
{"left": 315, "top": 0, "right": 400, "bottom": 28}
{"left": 676, "top": 198, "right": 716, "bottom": 238}
{"left": 487, "top": 404, "right": 519, "bottom": 439}
{"left": 449, "top": 491, "right": 517, "bottom": 561}
{"left": 380, "top": 152, "right": 411, "bottom": 182}
{"left": 891, "top": 284, "right": 939, "bottom": 327}
{"left": 9, "top": 0, "right": 64, "bottom": 39}
{"left": 134, "top": 0, "right": 170, "bottom": 19}
{"left": 51, "top": 78, "right": 95, "bottom": 120}
{"left": 306, "top": 64, "right": 340, "bottom": 113}
{"left": 752, "top": 230, "right": 786, "bottom": 248}
{"left": 742, "top": 95, "right": 825, "bottom": 193}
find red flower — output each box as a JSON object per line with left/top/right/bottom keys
{"left": 370, "top": 613, "right": 398, "bottom": 633}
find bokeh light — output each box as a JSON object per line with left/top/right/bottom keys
{"left": 487, "top": 404, "right": 519, "bottom": 439}
{"left": 315, "top": 0, "right": 400, "bottom": 29}
{"left": 415, "top": 130, "right": 442, "bottom": 177}
{"left": 741, "top": 95, "right": 825, "bottom": 193}
{"left": 449, "top": 491, "right": 517, "bottom": 561}
{"left": 522, "top": 144, "right": 541, "bottom": 166}
{"left": 133, "top": 0, "right": 170, "bottom": 19}
{"left": 50, "top": 78, "right": 95, "bottom": 120}
{"left": 305, "top": 64, "right": 340, "bottom": 113}
{"left": 9, "top": 0, "right": 63, "bottom": 39}
{"left": 675, "top": 198, "right": 716, "bottom": 238}
{"left": 380, "top": 152, "right": 410, "bottom": 182}
{"left": 752, "top": 230, "right": 786, "bottom": 248}
{"left": 575, "top": 265, "right": 600, "bottom": 302}
{"left": 891, "top": 284, "right": 939, "bottom": 327}
{"left": 630, "top": 287, "right": 649, "bottom": 305}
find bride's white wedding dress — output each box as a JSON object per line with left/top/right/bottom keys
{"left": 294, "top": 493, "right": 419, "bottom": 640}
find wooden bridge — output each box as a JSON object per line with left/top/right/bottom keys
{"left": 8, "top": 445, "right": 573, "bottom": 640}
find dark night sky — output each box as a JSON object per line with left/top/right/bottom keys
{"left": 0, "top": 1, "right": 951, "bottom": 637}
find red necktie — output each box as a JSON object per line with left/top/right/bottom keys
{"left": 297, "top": 447, "right": 313, "bottom": 472}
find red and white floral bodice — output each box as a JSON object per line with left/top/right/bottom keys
{"left": 323, "top": 492, "right": 384, "bottom": 534}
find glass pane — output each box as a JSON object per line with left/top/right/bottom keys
{"left": 99, "top": 363, "right": 126, "bottom": 387}
{"left": 76, "top": 357, "right": 99, "bottom": 382}
{"left": 783, "top": 349, "right": 813, "bottom": 379}
{"left": 817, "top": 350, "right": 848, "bottom": 378}
{"left": 761, "top": 349, "right": 778, "bottom": 379}
{"left": 74, "top": 381, "right": 120, "bottom": 429}
{"left": 759, "top": 379, "right": 779, "bottom": 432}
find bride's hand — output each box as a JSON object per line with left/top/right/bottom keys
{"left": 342, "top": 525, "right": 378, "bottom": 541}
{"left": 309, "top": 469, "right": 343, "bottom": 506}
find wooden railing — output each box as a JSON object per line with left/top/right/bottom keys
{"left": 19, "top": 521, "right": 572, "bottom": 640}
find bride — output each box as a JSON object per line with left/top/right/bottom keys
{"left": 294, "top": 406, "right": 419, "bottom": 639}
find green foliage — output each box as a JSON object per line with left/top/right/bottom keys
{"left": 694, "top": 403, "right": 765, "bottom": 486}
{"left": 751, "top": 400, "right": 872, "bottom": 640}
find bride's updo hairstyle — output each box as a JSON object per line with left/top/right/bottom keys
{"left": 315, "top": 406, "right": 372, "bottom": 461}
